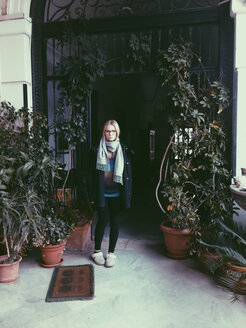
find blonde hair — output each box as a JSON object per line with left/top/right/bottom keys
{"left": 103, "top": 120, "right": 120, "bottom": 139}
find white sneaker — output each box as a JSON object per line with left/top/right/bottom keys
{"left": 91, "top": 251, "right": 105, "bottom": 266}
{"left": 105, "top": 253, "right": 116, "bottom": 268}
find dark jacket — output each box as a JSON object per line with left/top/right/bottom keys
{"left": 93, "top": 142, "right": 132, "bottom": 209}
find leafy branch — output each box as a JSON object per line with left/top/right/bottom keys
{"left": 155, "top": 41, "right": 232, "bottom": 236}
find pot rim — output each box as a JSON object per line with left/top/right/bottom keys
{"left": 226, "top": 261, "right": 246, "bottom": 273}
{"left": 40, "top": 241, "right": 66, "bottom": 249}
{"left": 160, "top": 221, "right": 190, "bottom": 234}
{"left": 0, "top": 254, "right": 22, "bottom": 266}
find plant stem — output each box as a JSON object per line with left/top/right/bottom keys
{"left": 5, "top": 238, "right": 10, "bottom": 258}
{"left": 155, "top": 132, "right": 176, "bottom": 216}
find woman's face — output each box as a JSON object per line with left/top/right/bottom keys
{"left": 104, "top": 124, "right": 117, "bottom": 141}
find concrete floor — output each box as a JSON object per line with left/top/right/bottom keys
{"left": 1, "top": 201, "right": 246, "bottom": 328}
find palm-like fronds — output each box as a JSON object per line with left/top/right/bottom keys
{"left": 0, "top": 191, "right": 45, "bottom": 262}
{"left": 203, "top": 254, "right": 223, "bottom": 274}
{"left": 198, "top": 220, "right": 246, "bottom": 301}
{"left": 216, "top": 247, "right": 246, "bottom": 267}
{"left": 216, "top": 274, "right": 246, "bottom": 295}
{"left": 217, "top": 220, "right": 246, "bottom": 246}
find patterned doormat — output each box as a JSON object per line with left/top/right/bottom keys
{"left": 46, "top": 264, "right": 94, "bottom": 302}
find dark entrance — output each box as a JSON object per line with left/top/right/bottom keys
{"left": 30, "top": 0, "right": 234, "bottom": 205}
{"left": 92, "top": 73, "right": 169, "bottom": 205}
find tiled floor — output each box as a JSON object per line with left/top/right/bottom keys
{"left": 1, "top": 199, "right": 246, "bottom": 328}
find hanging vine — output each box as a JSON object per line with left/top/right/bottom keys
{"left": 54, "top": 27, "right": 151, "bottom": 150}
{"left": 54, "top": 31, "right": 106, "bottom": 150}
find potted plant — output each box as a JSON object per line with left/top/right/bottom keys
{"left": 0, "top": 103, "right": 45, "bottom": 281}
{"left": 0, "top": 190, "right": 44, "bottom": 282}
{"left": 50, "top": 30, "right": 103, "bottom": 245}
{"left": 32, "top": 204, "right": 74, "bottom": 267}
{"left": 0, "top": 101, "right": 63, "bottom": 279}
{"left": 198, "top": 220, "right": 246, "bottom": 301}
{"left": 155, "top": 41, "right": 233, "bottom": 258}
{"left": 63, "top": 194, "right": 95, "bottom": 251}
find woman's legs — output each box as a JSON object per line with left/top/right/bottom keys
{"left": 108, "top": 197, "right": 120, "bottom": 253}
{"left": 94, "top": 205, "right": 108, "bottom": 251}
{"left": 94, "top": 197, "right": 120, "bottom": 252}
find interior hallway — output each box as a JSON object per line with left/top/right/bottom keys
{"left": 1, "top": 193, "right": 246, "bottom": 328}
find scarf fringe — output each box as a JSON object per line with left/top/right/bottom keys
{"left": 114, "top": 175, "right": 123, "bottom": 185}
{"left": 96, "top": 163, "right": 109, "bottom": 171}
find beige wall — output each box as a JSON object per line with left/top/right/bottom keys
{"left": 230, "top": 0, "right": 246, "bottom": 222}
{"left": 0, "top": 0, "right": 32, "bottom": 109}
{"left": 231, "top": 0, "right": 246, "bottom": 177}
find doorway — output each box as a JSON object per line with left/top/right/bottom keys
{"left": 92, "top": 74, "right": 170, "bottom": 210}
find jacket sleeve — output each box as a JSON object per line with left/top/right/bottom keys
{"left": 122, "top": 143, "right": 133, "bottom": 209}
{"left": 87, "top": 147, "right": 97, "bottom": 205}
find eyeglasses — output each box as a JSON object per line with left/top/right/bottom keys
{"left": 105, "top": 130, "right": 116, "bottom": 134}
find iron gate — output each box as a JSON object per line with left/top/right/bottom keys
{"left": 30, "top": 0, "right": 233, "bottom": 199}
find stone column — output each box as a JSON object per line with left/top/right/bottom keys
{"left": 0, "top": 0, "right": 32, "bottom": 109}
{"left": 231, "top": 0, "right": 246, "bottom": 177}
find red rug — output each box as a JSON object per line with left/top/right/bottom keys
{"left": 46, "top": 264, "right": 94, "bottom": 302}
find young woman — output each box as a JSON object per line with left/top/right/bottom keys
{"left": 91, "top": 120, "right": 132, "bottom": 267}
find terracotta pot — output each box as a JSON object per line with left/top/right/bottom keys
{"left": 0, "top": 255, "right": 22, "bottom": 283}
{"left": 160, "top": 222, "right": 190, "bottom": 259}
{"left": 221, "top": 262, "right": 246, "bottom": 294}
{"left": 226, "top": 262, "right": 246, "bottom": 273}
{"left": 40, "top": 242, "right": 65, "bottom": 267}
{"left": 66, "top": 222, "right": 92, "bottom": 251}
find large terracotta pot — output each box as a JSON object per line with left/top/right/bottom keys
{"left": 160, "top": 222, "right": 190, "bottom": 259}
{"left": 0, "top": 255, "right": 22, "bottom": 283}
{"left": 66, "top": 222, "right": 92, "bottom": 251}
{"left": 40, "top": 242, "right": 66, "bottom": 267}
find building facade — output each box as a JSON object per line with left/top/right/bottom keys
{"left": 0, "top": 0, "right": 245, "bottom": 214}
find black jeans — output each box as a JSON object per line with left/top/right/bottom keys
{"left": 94, "top": 197, "right": 121, "bottom": 253}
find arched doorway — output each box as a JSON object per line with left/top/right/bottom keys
{"left": 30, "top": 0, "right": 234, "bottom": 208}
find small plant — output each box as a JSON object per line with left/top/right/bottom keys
{"left": 0, "top": 191, "right": 44, "bottom": 263}
{"left": 32, "top": 205, "right": 73, "bottom": 246}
